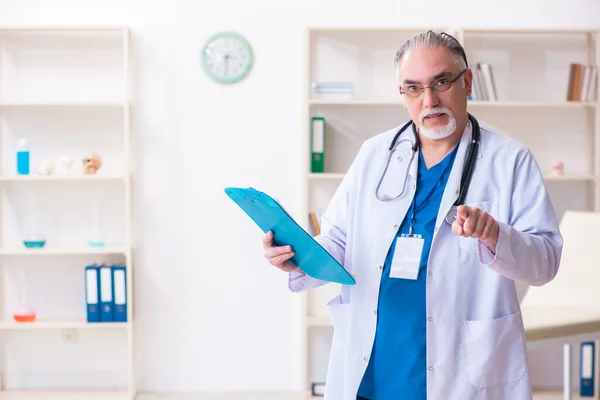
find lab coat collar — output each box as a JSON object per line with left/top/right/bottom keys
{"left": 408, "top": 119, "right": 476, "bottom": 181}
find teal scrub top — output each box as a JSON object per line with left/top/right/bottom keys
{"left": 358, "top": 144, "right": 458, "bottom": 400}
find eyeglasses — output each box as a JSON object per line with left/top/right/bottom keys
{"left": 399, "top": 69, "right": 467, "bottom": 98}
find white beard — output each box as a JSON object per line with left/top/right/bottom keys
{"left": 419, "top": 107, "right": 457, "bottom": 140}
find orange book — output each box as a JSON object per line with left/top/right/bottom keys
{"left": 309, "top": 212, "right": 321, "bottom": 236}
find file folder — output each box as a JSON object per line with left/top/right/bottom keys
{"left": 224, "top": 187, "right": 355, "bottom": 285}
{"left": 85, "top": 265, "right": 100, "bottom": 323}
{"left": 112, "top": 265, "right": 127, "bottom": 322}
{"left": 311, "top": 116, "right": 325, "bottom": 173}
{"left": 580, "top": 341, "right": 595, "bottom": 397}
{"left": 99, "top": 265, "right": 114, "bottom": 322}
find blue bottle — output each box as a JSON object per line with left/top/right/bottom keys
{"left": 17, "top": 139, "right": 30, "bottom": 175}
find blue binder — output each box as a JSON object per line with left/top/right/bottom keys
{"left": 224, "top": 187, "right": 355, "bottom": 285}
{"left": 111, "top": 265, "right": 127, "bottom": 322}
{"left": 99, "top": 265, "right": 114, "bottom": 322}
{"left": 84, "top": 265, "right": 100, "bottom": 322}
{"left": 580, "top": 341, "right": 595, "bottom": 397}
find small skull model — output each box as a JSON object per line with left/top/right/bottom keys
{"left": 56, "top": 155, "right": 73, "bottom": 174}
{"left": 82, "top": 153, "right": 102, "bottom": 174}
{"left": 38, "top": 159, "right": 55, "bottom": 175}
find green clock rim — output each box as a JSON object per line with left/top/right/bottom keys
{"left": 201, "top": 31, "right": 254, "bottom": 84}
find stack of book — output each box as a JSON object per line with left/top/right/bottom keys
{"left": 311, "top": 81, "right": 353, "bottom": 100}
{"left": 469, "top": 62, "right": 498, "bottom": 101}
{"left": 567, "top": 63, "right": 598, "bottom": 102}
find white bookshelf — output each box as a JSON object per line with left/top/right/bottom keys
{"left": 0, "top": 319, "right": 128, "bottom": 330}
{"left": 0, "top": 27, "right": 134, "bottom": 399}
{"left": 0, "top": 245, "right": 129, "bottom": 256}
{"left": 309, "top": 99, "right": 596, "bottom": 108}
{"left": 0, "top": 175, "right": 127, "bottom": 183}
{"left": 301, "top": 27, "right": 599, "bottom": 398}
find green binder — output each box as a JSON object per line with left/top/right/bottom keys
{"left": 310, "top": 116, "right": 325, "bottom": 173}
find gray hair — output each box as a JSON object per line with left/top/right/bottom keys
{"left": 394, "top": 31, "right": 468, "bottom": 71}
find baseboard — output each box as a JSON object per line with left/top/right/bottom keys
{"left": 138, "top": 390, "right": 572, "bottom": 400}
{"left": 138, "top": 392, "right": 304, "bottom": 400}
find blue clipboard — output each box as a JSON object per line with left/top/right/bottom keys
{"left": 224, "top": 187, "right": 356, "bottom": 286}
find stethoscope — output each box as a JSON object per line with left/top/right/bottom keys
{"left": 374, "top": 113, "right": 481, "bottom": 225}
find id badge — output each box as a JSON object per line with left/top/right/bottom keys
{"left": 389, "top": 234, "right": 424, "bottom": 280}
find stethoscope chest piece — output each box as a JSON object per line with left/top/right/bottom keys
{"left": 445, "top": 206, "right": 458, "bottom": 225}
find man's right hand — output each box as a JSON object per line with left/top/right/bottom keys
{"left": 263, "top": 231, "right": 301, "bottom": 273}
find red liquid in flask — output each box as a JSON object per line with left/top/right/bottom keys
{"left": 13, "top": 305, "right": 36, "bottom": 322}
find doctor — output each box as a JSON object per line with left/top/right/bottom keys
{"left": 263, "top": 31, "right": 563, "bottom": 400}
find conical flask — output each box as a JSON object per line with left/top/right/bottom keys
{"left": 22, "top": 194, "right": 46, "bottom": 248}
{"left": 13, "top": 267, "right": 36, "bottom": 322}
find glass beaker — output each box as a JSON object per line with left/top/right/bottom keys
{"left": 88, "top": 201, "right": 105, "bottom": 248}
{"left": 22, "top": 194, "right": 46, "bottom": 249}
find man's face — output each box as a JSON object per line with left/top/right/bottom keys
{"left": 397, "top": 46, "right": 472, "bottom": 140}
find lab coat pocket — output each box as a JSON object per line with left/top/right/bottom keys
{"left": 464, "top": 311, "right": 527, "bottom": 389}
{"left": 459, "top": 200, "right": 498, "bottom": 256}
{"left": 324, "top": 294, "right": 350, "bottom": 399}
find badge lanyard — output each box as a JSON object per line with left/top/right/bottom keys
{"left": 405, "top": 158, "right": 454, "bottom": 237}
{"left": 391, "top": 157, "right": 454, "bottom": 280}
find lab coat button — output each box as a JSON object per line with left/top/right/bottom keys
{"left": 364, "top": 357, "right": 368, "bottom": 362}
{"left": 429, "top": 366, "right": 434, "bottom": 371}
{"left": 428, "top": 271, "right": 432, "bottom": 276}
{"left": 428, "top": 317, "right": 433, "bottom": 322}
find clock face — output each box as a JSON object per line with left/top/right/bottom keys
{"left": 201, "top": 32, "right": 253, "bottom": 84}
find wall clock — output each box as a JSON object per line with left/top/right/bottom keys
{"left": 201, "top": 31, "right": 253, "bottom": 84}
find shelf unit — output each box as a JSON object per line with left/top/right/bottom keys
{"left": 0, "top": 27, "right": 134, "bottom": 400}
{"left": 300, "top": 27, "right": 599, "bottom": 398}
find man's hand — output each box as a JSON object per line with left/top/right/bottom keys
{"left": 263, "top": 231, "right": 301, "bottom": 273}
{"left": 452, "top": 205, "right": 499, "bottom": 253}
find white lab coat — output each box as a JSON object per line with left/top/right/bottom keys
{"left": 288, "top": 120, "right": 563, "bottom": 400}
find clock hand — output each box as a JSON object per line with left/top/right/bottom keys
{"left": 224, "top": 54, "right": 230, "bottom": 76}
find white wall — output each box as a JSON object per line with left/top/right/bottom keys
{"left": 1, "top": 0, "right": 600, "bottom": 394}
